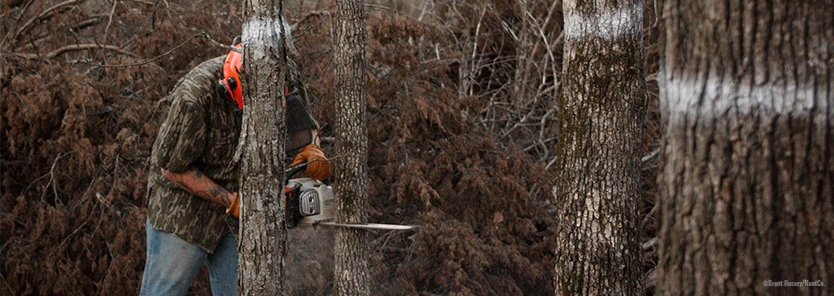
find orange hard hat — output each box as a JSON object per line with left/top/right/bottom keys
{"left": 221, "top": 43, "right": 294, "bottom": 108}
{"left": 222, "top": 44, "right": 243, "bottom": 108}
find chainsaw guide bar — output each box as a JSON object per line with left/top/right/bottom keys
{"left": 284, "top": 176, "right": 417, "bottom": 231}
{"left": 313, "top": 221, "right": 418, "bottom": 231}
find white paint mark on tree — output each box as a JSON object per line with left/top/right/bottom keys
{"left": 563, "top": 1, "right": 642, "bottom": 40}
{"left": 242, "top": 17, "right": 296, "bottom": 55}
{"left": 661, "top": 71, "right": 821, "bottom": 124}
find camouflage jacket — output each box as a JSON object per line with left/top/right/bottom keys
{"left": 147, "top": 56, "right": 240, "bottom": 253}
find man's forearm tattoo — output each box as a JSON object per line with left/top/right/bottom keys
{"left": 212, "top": 185, "right": 231, "bottom": 207}
{"left": 167, "top": 168, "right": 230, "bottom": 207}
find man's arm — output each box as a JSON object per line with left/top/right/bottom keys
{"left": 161, "top": 167, "right": 235, "bottom": 208}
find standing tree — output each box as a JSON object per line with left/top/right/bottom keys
{"left": 333, "top": 0, "right": 370, "bottom": 295}
{"left": 238, "top": 0, "right": 290, "bottom": 294}
{"left": 553, "top": 0, "right": 646, "bottom": 294}
{"left": 657, "top": 0, "right": 833, "bottom": 294}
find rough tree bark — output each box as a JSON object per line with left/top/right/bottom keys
{"left": 238, "top": 0, "right": 289, "bottom": 294}
{"left": 553, "top": 0, "right": 645, "bottom": 295}
{"left": 332, "top": 0, "right": 370, "bottom": 295}
{"left": 657, "top": 1, "right": 834, "bottom": 295}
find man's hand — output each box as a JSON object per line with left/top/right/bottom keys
{"left": 290, "top": 144, "right": 331, "bottom": 180}
{"left": 226, "top": 192, "right": 240, "bottom": 218}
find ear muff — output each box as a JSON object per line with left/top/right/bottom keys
{"left": 222, "top": 44, "right": 243, "bottom": 109}
{"left": 216, "top": 79, "right": 231, "bottom": 100}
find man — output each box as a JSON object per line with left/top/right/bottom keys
{"left": 139, "top": 45, "right": 330, "bottom": 295}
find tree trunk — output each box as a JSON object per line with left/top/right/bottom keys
{"left": 238, "top": 0, "right": 289, "bottom": 294}
{"left": 657, "top": 1, "right": 834, "bottom": 295}
{"left": 553, "top": 0, "right": 646, "bottom": 295}
{"left": 332, "top": 0, "right": 370, "bottom": 295}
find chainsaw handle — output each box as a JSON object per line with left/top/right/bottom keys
{"left": 284, "top": 162, "right": 309, "bottom": 183}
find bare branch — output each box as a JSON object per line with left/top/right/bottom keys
{"left": 0, "top": 0, "right": 35, "bottom": 49}
{"left": 201, "top": 32, "right": 240, "bottom": 53}
{"left": 10, "top": 43, "right": 137, "bottom": 60}
{"left": 41, "top": 151, "right": 74, "bottom": 206}
{"left": 90, "top": 32, "right": 227, "bottom": 68}
{"left": 102, "top": 0, "right": 118, "bottom": 46}
{"left": 10, "top": 0, "right": 83, "bottom": 46}
{"left": 642, "top": 237, "right": 657, "bottom": 251}
{"left": 641, "top": 148, "right": 660, "bottom": 163}
{"left": 72, "top": 17, "right": 103, "bottom": 32}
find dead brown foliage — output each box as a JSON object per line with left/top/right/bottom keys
{"left": 295, "top": 7, "right": 556, "bottom": 294}
{"left": 1, "top": 0, "right": 660, "bottom": 295}
{"left": 1, "top": 1, "right": 239, "bottom": 295}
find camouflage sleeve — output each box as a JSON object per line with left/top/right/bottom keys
{"left": 155, "top": 99, "right": 206, "bottom": 173}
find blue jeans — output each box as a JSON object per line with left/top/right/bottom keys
{"left": 139, "top": 220, "right": 238, "bottom": 296}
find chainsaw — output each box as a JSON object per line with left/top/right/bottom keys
{"left": 283, "top": 163, "right": 417, "bottom": 231}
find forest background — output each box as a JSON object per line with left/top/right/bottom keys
{"left": 0, "top": 0, "right": 661, "bottom": 295}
